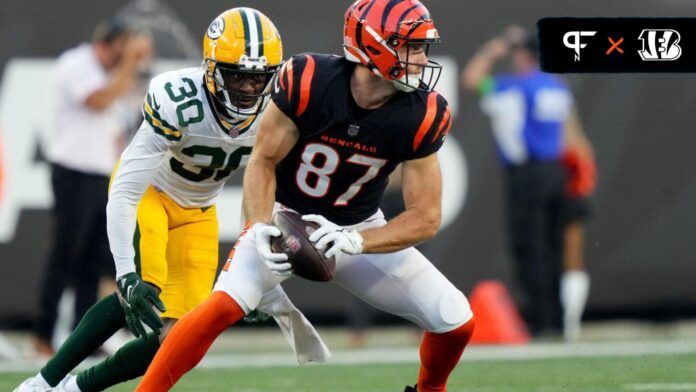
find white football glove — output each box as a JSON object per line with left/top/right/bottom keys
{"left": 252, "top": 223, "right": 292, "bottom": 277}
{"left": 302, "top": 214, "right": 364, "bottom": 259}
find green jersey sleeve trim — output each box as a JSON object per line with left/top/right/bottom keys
{"left": 142, "top": 93, "right": 182, "bottom": 141}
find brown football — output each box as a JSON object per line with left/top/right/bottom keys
{"left": 270, "top": 210, "right": 336, "bottom": 282}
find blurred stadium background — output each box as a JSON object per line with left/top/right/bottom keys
{"left": 1, "top": 0, "right": 696, "bottom": 390}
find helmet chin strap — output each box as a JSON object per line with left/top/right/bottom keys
{"left": 393, "top": 74, "right": 420, "bottom": 92}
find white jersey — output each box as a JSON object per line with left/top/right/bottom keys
{"left": 48, "top": 43, "right": 127, "bottom": 176}
{"left": 143, "top": 67, "right": 257, "bottom": 207}
{"left": 107, "top": 67, "right": 261, "bottom": 277}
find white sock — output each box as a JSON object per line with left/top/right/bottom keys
{"left": 35, "top": 372, "right": 51, "bottom": 388}
{"left": 64, "top": 375, "right": 81, "bottom": 392}
{"left": 561, "top": 270, "right": 590, "bottom": 341}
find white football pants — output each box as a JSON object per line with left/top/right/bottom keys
{"left": 214, "top": 205, "right": 473, "bottom": 333}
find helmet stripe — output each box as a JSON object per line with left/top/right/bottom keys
{"left": 395, "top": 4, "right": 426, "bottom": 35}
{"left": 241, "top": 8, "right": 259, "bottom": 58}
{"left": 359, "top": 0, "right": 377, "bottom": 19}
{"left": 252, "top": 10, "right": 265, "bottom": 57}
{"left": 380, "top": 0, "right": 403, "bottom": 33}
{"left": 365, "top": 25, "right": 397, "bottom": 56}
{"left": 355, "top": 0, "right": 378, "bottom": 53}
{"left": 346, "top": 0, "right": 360, "bottom": 20}
{"left": 239, "top": 8, "right": 251, "bottom": 57}
{"left": 413, "top": 92, "right": 438, "bottom": 151}
{"left": 296, "top": 55, "right": 316, "bottom": 116}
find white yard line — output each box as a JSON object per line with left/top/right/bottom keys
{"left": 0, "top": 339, "right": 695, "bottom": 373}
{"left": 624, "top": 384, "right": 696, "bottom": 391}
{"left": 199, "top": 339, "right": 696, "bottom": 369}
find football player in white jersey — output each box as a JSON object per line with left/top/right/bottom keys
{"left": 15, "top": 8, "right": 287, "bottom": 392}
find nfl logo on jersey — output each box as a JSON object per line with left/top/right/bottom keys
{"left": 228, "top": 126, "right": 239, "bottom": 138}
{"left": 347, "top": 124, "right": 360, "bottom": 137}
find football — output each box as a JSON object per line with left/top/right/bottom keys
{"left": 270, "top": 210, "right": 336, "bottom": 282}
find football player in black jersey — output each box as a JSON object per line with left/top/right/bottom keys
{"left": 139, "top": 1, "right": 475, "bottom": 391}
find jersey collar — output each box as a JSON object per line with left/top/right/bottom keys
{"left": 202, "top": 80, "right": 254, "bottom": 138}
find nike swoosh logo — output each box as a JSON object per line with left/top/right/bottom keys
{"left": 273, "top": 76, "right": 280, "bottom": 94}
{"left": 152, "top": 95, "right": 162, "bottom": 111}
{"left": 126, "top": 281, "right": 140, "bottom": 306}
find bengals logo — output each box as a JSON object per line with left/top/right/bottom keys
{"left": 638, "top": 29, "right": 682, "bottom": 61}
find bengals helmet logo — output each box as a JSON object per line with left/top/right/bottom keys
{"left": 638, "top": 29, "right": 682, "bottom": 61}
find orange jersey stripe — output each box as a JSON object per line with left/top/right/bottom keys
{"left": 432, "top": 106, "right": 451, "bottom": 142}
{"left": 413, "top": 92, "right": 439, "bottom": 152}
{"left": 296, "top": 55, "right": 316, "bottom": 117}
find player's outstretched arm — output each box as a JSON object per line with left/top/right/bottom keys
{"left": 108, "top": 122, "right": 170, "bottom": 278}
{"left": 107, "top": 122, "right": 171, "bottom": 336}
{"left": 461, "top": 36, "right": 509, "bottom": 93}
{"left": 242, "top": 100, "right": 299, "bottom": 224}
{"left": 360, "top": 153, "right": 443, "bottom": 253}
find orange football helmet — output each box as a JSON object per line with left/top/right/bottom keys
{"left": 343, "top": 0, "right": 442, "bottom": 92}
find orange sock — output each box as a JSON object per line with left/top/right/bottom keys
{"left": 136, "top": 292, "right": 245, "bottom": 392}
{"left": 417, "top": 319, "right": 475, "bottom": 392}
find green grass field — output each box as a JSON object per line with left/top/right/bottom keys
{"left": 2, "top": 353, "right": 695, "bottom": 391}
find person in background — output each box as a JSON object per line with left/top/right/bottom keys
{"left": 560, "top": 111, "right": 596, "bottom": 341}
{"left": 32, "top": 18, "right": 152, "bottom": 356}
{"left": 462, "top": 26, "right": 574, "bottom": 337}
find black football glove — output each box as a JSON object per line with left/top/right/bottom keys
{"left": 117, "top": 272, "right": 166, "bottom": 340}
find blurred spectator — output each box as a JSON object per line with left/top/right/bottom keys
{"left": 560, "top": 111, "right": 596, "bottom": 340}
{"left": 462, "top": 26, "right": 575, "bottom": 337}
{"left": 33, "top": 19, "right": 152, "bottom": 355}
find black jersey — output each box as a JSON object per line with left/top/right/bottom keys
{"left": 272, "top": 53, "right": 451, "bottom": 225}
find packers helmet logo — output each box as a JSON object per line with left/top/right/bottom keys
{"left": 207, "top": 16, "right": 225, "bottom": 39}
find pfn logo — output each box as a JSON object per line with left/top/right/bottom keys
{"left": 638, "top": 29, "right": 682, "bottom": 61}
{"left": 563, "top": 31, "right": 597, "bottom": 61}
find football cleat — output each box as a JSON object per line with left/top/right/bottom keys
{"left": 12, "top": 376, "right": 51, "bottom": 392}
{"left": 53, "top": 374, "right": 79, "bottom": 392}
{"left": 403, "top": 385, "right": 418, "bottom": 392}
